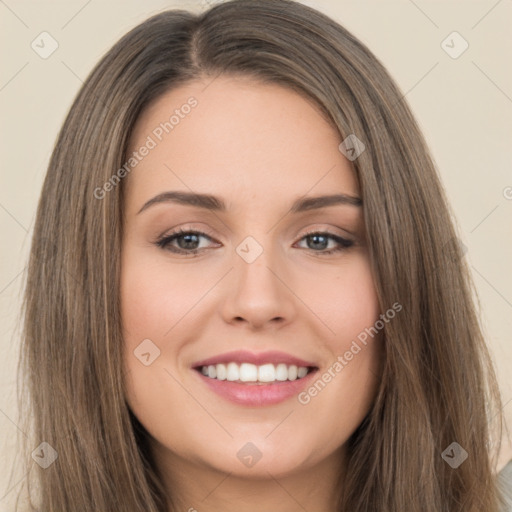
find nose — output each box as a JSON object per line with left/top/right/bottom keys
{"left": 220, "top": 244, "right": 296, "bottom": 330}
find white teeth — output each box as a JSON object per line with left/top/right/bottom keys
{"left": 226, "top": 362, "right": 239, "bottom": 381}
{"left": 216, "top": 363, "right": 227, "bottom": 380}
{"left": 239, "top": 363, "right": 258, "bottom": 382}
{"left": 258, "top": 363, "right": 275, "bottom": 382}
{"left": 275, "top": 363, "right": 288, "bottom": 381}
{"left": 199, "top": 362, "right": 312, "bottom": 383}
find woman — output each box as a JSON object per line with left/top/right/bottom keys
{"left": 17, "top": 0, "right": 510, "bottom": 510}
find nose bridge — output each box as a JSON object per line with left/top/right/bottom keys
{"left": 222, "top": 233, "right": 295, "bottom": 327}
{"left": 235, "top": 233, "right": 283, "bottom": 299}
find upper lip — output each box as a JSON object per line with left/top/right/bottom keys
{"left": 192, "top": 350, "right": 317, "bottom": 369}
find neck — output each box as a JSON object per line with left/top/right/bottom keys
{"left": 151, "top": 441, "right": 347, "bottom": 512}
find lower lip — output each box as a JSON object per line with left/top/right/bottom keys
{"left": 194, "top": 369, "right": 318, "bottom": 406}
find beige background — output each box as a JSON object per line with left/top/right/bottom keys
{"left": 1, "top": 0, "right": 511, "bottom": 507}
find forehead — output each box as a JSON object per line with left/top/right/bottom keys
{"left": 124, "top": 75, "right": 359, "bottom": 214}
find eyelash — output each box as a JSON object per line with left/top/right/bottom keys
{"left": 154, "top": 227, "right": 354, "bottom": 257}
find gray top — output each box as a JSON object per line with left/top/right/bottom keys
{"left": 499, "top": 459, "right": 512, "bottom": 511}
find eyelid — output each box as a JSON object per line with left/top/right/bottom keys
{"left": 298, "top": 226, "right": 354, "bottom": 240}
{"left": 290, "top": 221, "right": 358, "bottom": 248}
{"left": 156, "top": 224, "right": 218, "bottom": 240}
{"left": 154, "top": 224, "right": 355, "bottom": 257}
{"left": 156, "top": 224, "right": 353, "bottom": 244}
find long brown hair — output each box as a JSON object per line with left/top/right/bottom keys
{"left": 17, "top": 0, "right": 506, "bottom": 510}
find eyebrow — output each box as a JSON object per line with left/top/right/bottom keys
{"left": 137, "top": 190, "right": 362, "bottom": 215}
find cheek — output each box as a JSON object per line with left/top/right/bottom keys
{"left": 120, "top": 250, "right": 212, "bottom": 345}
{"left": 293, "top": 255, "right": 383, "bottom": 432}
{"left": 296, "top": 253, "right": 381, "bottom": 346}
{"left": 119, "top": 247, "right": 221, "bottom": 423}
{"left": 120, "top": 253, "right": 195, "bottom": 441}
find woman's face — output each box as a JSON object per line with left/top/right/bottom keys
{"left": 121, "top": 75, "right": 384, "bottom": 482}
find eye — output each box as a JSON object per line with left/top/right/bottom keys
{"left": 155, "top": 228, "right": 219, "bottom": 256}
{"left": 294, "top": 230, "right": 354, "bottom": 255}
{"left": 154, "top": 228, "right": 354, "bottom": 256}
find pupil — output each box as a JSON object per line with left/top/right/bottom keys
{"left": 309, "top": 234, "right": 327, "bottom": 250}
{"left": 179, "top": 234, "right": 199, "bottom": 249}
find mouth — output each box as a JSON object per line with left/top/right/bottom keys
{"left": 194, "top": 362, "right": 317, "bottom": 384}
{"left": 191, "top": 350, "right": 319, "bottom": 406}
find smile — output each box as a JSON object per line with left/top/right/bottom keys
{"left": 198, "top": 362, "right": 313, "bottom": 383}
{"left": 191, "top": 350, "right": 319, "bottom": 406}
